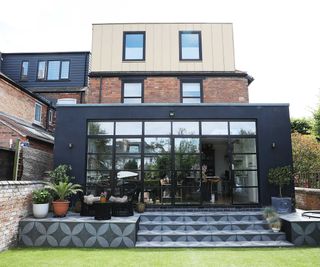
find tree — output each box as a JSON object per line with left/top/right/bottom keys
{"left": 291, "top": 132, "right": 320, "bottom": 173}
{"left": 291, "top": 118, "right": 312, "bottom": 135}
{"left": 313, "top": 105, "right": 320, "bottom": 139}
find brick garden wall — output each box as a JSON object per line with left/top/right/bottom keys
{"left": 0, "top": 181, "right": 44, "bottom": 252}
{"left": 86, "top": 76, "right": 249, "bottom": 103}
{"left": 295, "top": 187, "right": 320, "bottom": 210}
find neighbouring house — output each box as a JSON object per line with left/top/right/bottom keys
{"left": 0, "top": 51, "right": 90, "bottom": 104}
{"left": 54, "top": 23, "right": 294, "bottom": 207}
{"left": 0, "top": 72, "right": 54, "bottom": 180}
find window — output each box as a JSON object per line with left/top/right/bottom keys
{"left": 48, "top": 110, "right": 54, "bottom": 125}
{"left": 37, "top": 61, "right": 46, "bottom": 80}
{"left": 123, "top": 32, "right": 145, "bottom": 61}
{"left": 37, "top": 60, "right": 70, "bottom": 80}
{"left": 179, "top": 31, "right": 202, "bottom": 60}
{"left": 34, "top": 103, "right": 42, "bottom": 123}
{"left": 122, "top": 82, "right": 143, "bottom": 103}
{"left": 181, "top": 82, "right": 202, "bottom": 103}
{"left": 20, "top": 61, "right": 29, "bottom": 81}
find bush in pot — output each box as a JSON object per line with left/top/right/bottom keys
{"left": 268, "top": 165, "right": 293, "bottom": 213}
{"left": 32, "top": 188, "right": 51, "bottom": 218}
{"left": 45, "top": 165, "right": 82, "bottom": 217}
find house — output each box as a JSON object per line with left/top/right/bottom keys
{"left": 0, "top": 72, "right": 54, "bottom": 180}
{"left": 54, "top": 23, "right": 294, "bottom": 207}
{"left": 0, "top": 51, "right": 90, "bottom": 104}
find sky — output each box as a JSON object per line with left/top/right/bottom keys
{"left": 1, "top": 0, "right": 319, "bottom": 118}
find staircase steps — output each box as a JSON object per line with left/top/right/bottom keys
{"left": 135, "top": 211, "right": 293, "bottom": 247}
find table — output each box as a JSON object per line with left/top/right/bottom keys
{"left": 94, "top": 202, "right": 112, "bottom": 220}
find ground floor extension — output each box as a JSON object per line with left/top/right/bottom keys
{"left": 54, "top": 103, "right": 294, "bottom": 207}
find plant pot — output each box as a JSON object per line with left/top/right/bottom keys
{"left": 272, "top": 227, "right": 280, "bottom": 232}
{"left": 52, "top": 200, "right": 70, "bottom": 217}
{"left": 100, "top": 197, "right": 107, "bottom": 203}
{"left": 33, "top": 203, "right": 49, "bottom": 218}
{"left": 136, "top": 202, "right": 146, "bottom": 213}
{"left": 271, "top": 197, "right": 292, "bottom": 214}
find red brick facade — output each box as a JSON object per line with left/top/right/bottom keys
{"left": 0, "top": 78, "right": 49, "bottom": 126}
{"left": 38, "top": 92, "right": 84, "bottom": 104}
{"left": 86, "top": 76, "right": 249, "bottom": 103}
{"left": 295, "top": 187, "right": 320, "bottom": 210}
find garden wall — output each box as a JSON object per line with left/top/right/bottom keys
{"left": 295, "top": 187, "right": 320, "bottom": 210}
{"left": 0, "top": 181, "right": 44, "bottom": 252}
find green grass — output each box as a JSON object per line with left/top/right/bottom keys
{"left": 0, "top": 247, "right": 319, "bottom": 267}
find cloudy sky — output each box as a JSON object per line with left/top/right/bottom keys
{"left": 1, "top": 0, "right": 319, "bottom": 118}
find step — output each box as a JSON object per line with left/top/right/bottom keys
{"left": 140, "top": 212, "right": 264, "bottom": 223}
{"left": 139, "top": 221, "right": 270, "bottom": 231}
{"left": 135, "top": 240, "right": 294, "bottom": 248}
{"left": 137, "top": 230, "right": 286, "bottom": 242}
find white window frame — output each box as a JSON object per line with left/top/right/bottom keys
{"left": 34, "top": 103, "right": 42, "bottom": 124}
{"left": 48, "top": 110, "right": 54, "bottom": 125}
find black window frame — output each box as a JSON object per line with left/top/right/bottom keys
{"left": 122, "top": 31, "right": 146, "bottom": 61}
{"left": 20, "top": 61, "right": 29, "bottom": 81}
{"left": 179, "top": 31, "right": 202, "bottom": 61}
{"left": 36, "top": 60, "right": 71, "bottom": 81}
{"left": 180, "top": 78, "right": 203, "bottom": 103}
{"left": 121, "top": 79, "right": 144, "bottom": 103}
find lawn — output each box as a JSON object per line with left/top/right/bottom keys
{"left": 0, "top": 247, "right": 319, "bottom": 267}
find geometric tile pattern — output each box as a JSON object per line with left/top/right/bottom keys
{"left": 136, "top": 211, "right": 293, "bottom": 248}
{"left": 19, "top": 213, "right": 138, "bottom": 248}
{"left": 290, "top": 222, "right": 320, "bottom": 246}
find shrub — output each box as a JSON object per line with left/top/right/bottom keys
{"left": 32, "top": 188, "right": 51, "bottom": 204}
{"left": 49, "top": 165, "right": 74, "bottom": 184}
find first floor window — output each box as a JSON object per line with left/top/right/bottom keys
{"left": 181, "top": 82, "right": 202, "bottom": 103}
{"left": 34, "top": 103, "right": 42, "bottom": 123}
{"left": 122, "top": 82, "right": 143, "bottom": 103}
{"left": 20, "top": 61, "right": 29, "bottom": 80}
{"left": 179, "top": 31, "right": 202, "bottom": 60}
{"left": 123, "top": 32, "right": 145, "bottom": 61}
{"left": 48, "top": 110, "right": 54, "bottom": 124}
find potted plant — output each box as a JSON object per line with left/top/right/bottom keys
{"left": 45, "top": 165, "right": 82, "bottom": 217}
{"left": 46, "top": 181, "right": 83, "bottom": 217}
{"left": 32, "top": 188, "right": 51, "bottom": 218}
{"left": 268, "top": 215, "right": 282, "bottom": 232}
{"left": 100, "top": 192, "right": 108, "bottom": 203}
{"left": 262, "top": 206, "right": 277, "bottom": 221}
{"left": 268, "top": 165, "right": 293, "bottom": 213}
{"left": 135, "top": 202, "right": 146, "bottom": 213}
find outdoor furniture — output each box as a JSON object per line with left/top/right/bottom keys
{"left": 111, "top": 202, "right": 134, "bottom": 217}
{"left": 94, "top": 202, "right": 112, "bottom": 220}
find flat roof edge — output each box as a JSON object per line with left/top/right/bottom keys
{"left": 57, "top": 103, "right": 290, "bottom": 108}
{"left": 92, "top": 22, "right": 233, "bottom": 26}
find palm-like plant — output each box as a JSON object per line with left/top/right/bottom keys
{"left": 46, "top": 182, "right": 83, "bottom": 201}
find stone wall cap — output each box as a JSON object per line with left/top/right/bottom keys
{"left": 295, "top": 187, "right": 320, "bottom": 194}
{"left": 0, "top": 180, "right": 45, "bottom": 186}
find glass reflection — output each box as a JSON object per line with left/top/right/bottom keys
{"left": 202, "top": 121, "right": 228, "bottom": 135}
{"left": 144, "top": 155, "right": 171, "bottom": 170}
{"left": 234, "top": 171, "right": 258, "bottom": 187}
{"left": 116, "top": 122, "right": 142, "bottom": 135}
{"left": 231, "top": 138, "right": 256, "bottom": 153}
{"left": 116, "top": 138, "right": 141, "bottom": 153}
{"left": 87, "top": 155, "right": 112, "bottom": 170}
{"left": 233, "top": 188, "right": 258, "bottom": 204}
{"left": 233, "top": 154, "right": 257, "bottom": 170}
{"left": 175, "top": 154, "right": 200, "bottom": 170}
{"left": 145, "top": 122, "right": 171, "bottom": 135}
{"left": 173, "top": 122, "right": 199, "bottom": 135}
{"left": 88, "top": 122, "right": 114, "bottom": 135}
{"left": 144, "top": 137, "right": 171, "bottom": 153}
{"left": 116, "top": 156, "right": 141, "bottom": 170}
{"left": 230, "top": 121, "right": 256, "bottom": 135}
{"left": 87, "top": 138, "right": 113, "bottom": 153}
{"left": 175, "top": 138, "right": 199, "bottom": 153}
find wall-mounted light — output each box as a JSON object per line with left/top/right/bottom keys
{"left": 169, "top": 111, "right": 175, "bottom": 118}
{"left": 271, "top": 142, "right": 276, "bottom": 149}
{"left": 68, "top": 143, "right": 73, "bottom": 149}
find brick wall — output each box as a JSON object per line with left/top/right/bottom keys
{"left": 295, "top": 187, "right": 320, "bottom": 210}
{"left": 0, "top": 181, "right": 44, "bottom": 252}
{"left": 0, "top": 78, "right": 49, "bottom": 126}
{"left": 86, "top": 76, "right": 249, "bottom": 103}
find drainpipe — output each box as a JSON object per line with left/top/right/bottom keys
{"left": 99, "top": 76, "right": 102, "bottom": 103}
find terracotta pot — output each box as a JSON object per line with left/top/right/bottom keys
{"left": 100, "top": 196, "right": 107, "bottom": 203}
{"left": 52, "top": 200, "right": 70, "bottom": 217}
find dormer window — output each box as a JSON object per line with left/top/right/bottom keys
{"left": 179, "top": 31, "right": 202, "bottom": 60}
{"left": 123, "top": 32, "right": 145, "bottom": 61}
{"left": 20, "top": 61, "right": 29, "bottom": 81}
{"left": 37, "top": 60, "right": 70, "bottom": 80}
